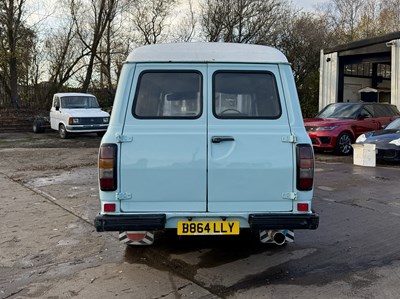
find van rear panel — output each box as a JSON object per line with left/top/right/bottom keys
{"left": 118, "top": 63, "right": 294, "bottom": 214}
{"left": 95, "top": 43, "right": 319, "bottom": 239}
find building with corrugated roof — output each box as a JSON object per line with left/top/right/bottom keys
{"left": 319, "top": 31, "right": 400, "bottom": 110}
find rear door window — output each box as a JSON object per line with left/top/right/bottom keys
{"left": 371, "top": 105, "right": 400, "bottom": 117}
{"left": 213, "top": 71, "right": 281, "bottom": 119}
{"left": 360, "top": 105, "right": 374, "bottom": 118}
{"left": 390, "top": 105, "right": 400, "bottom": 115}
{"left": 374, "top": 105, "right": 394, "bottom": 117}
{"left": 133, "top": 71, "right": 202, "bottom": 119}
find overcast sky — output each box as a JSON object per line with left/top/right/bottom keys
{"left": 27, "top": 0, "right": 328, "bottom": 31}
{"left": 295, "top": 0, "right": 326, "bottom": 11}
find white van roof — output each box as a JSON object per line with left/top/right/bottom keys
{"left": 55, "top": 92, "right": 96, "bottom": 98}
{"left": 126, "top": 43, "right": 288, "bottom": 64}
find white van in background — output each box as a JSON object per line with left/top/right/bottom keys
{"left": 33, "top": 92, "right": 110, "bottom": 138}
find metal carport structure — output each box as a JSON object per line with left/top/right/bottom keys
{"left": 319, "top": 31, "right": 400, "bottom": 111}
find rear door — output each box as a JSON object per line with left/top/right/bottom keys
{"left": 207, "top": 65, "right": 295, "bottom": 212}
{"left": 120, "top": 64, "right": 207, "bottom": 212}
{"left": 119, "top": 64, "right": 295, "bottom": 213}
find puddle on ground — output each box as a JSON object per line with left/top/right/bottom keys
{"left": 57, "top": 239, "right": 80, "bottom": 246}
{"left": 27, "top": 168, "right": 96, "bottom": 188}
{"left": 27, "top": 172, "right": 73, "bottom": 187}
{"left": 317, "top": 186, "right": 335, "bottom": 191}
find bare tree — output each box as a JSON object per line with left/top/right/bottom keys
{"left": 321, "top": 0, "right": 365, "bottom": 43}
{"left": 95, "top": 3, "right": 127, "bottom": 104}
{"left": 172, "top": 0, "right": 197, "bottom": 42}
{"left": 43, "top": 19, "right": 89, "bottom": 100}
{"left": 318, "top": 0, "right": 400, "bottom": 44}
{"left": 70, "top": 0, "right": 119, "bottom": 92}
{"left": 277, "top": 11, "right": 334, "bottom": 117}
{"left": 127, "top": 0, "right": 177, "bottom": 45}
{"left": 0, "top": 0, "right": 35, "bottom": 108}
{"left": 378, "top": 0, "right": 400, "bottom": 33}
{"left": 200, "top": 0, "right": 284, "bottom": 44}
{"left": 356, "top": 0, "right": 381, "bottom": 39}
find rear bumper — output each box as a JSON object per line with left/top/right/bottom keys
{"left": 95, "top": 212, "right": 319, "bottom": 232}
{"left": 249, "top": 212, "right": 319, "bottom": 230}
{"left": 95, "top": 214, "right": 166, "bottom": 232}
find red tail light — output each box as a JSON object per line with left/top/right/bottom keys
{"left": 296, "top": 144, "right": 314, "bottom": 191}
{"left": 99, "top": 143, "right": 117, "bottom": 191}
{"left": 297, "top": 203, "right": 309, "bottom": 212}
{"left": 104, "top": 203, "right": 116, "bottom": 212}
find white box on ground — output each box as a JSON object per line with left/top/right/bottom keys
{"left": 352, "top": 143, "right": 376, "bottom": 167}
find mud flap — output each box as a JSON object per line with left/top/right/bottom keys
{"left": 259, "top": 229, "right": 294, "bottom": 244}
{"left": 119, "top": 231, "right": 154, "bottom": 246}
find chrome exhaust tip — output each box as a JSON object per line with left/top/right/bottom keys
{"left": 269, "top": 230, "right": 286, "bottom": 245}
{"left": 259, "top": 229, "right": 294, "bottom": 245}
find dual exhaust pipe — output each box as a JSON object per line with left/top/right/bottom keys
{"left": 260, "top": 229, "right": 288, "bottom": 245}
{"left": 269, "top": 230, "right": 286, "bottom": 245}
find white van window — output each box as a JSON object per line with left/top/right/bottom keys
{"left": 213, "top": 71, "right": 281, "bottom": 119}
{"left": 53, "top": 97, "right": 60, "bottom": 109}
{"left": 133, "top": 71, "right": 202, "bottom": 119}
{"left": 60, "top": 96, "right": 100, "bottom": 109}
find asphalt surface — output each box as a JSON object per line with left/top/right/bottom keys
{"left": 0, "top": 131, "right": 399, "bottom": 298}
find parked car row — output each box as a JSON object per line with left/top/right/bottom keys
{"left": 32, "top": 92, "right": 399, "bottom": 162}
{"left": 304, "top": 102, "right": 400, "bottom": 161}
{"left": 355, "top": 118, "right": 400, "bottom": 162}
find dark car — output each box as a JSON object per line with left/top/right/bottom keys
{"left": 355, "top": 118, "right": 400, "bottom": 162}
{"left": 304, "top": 102, "right": 400, "bottom": 155}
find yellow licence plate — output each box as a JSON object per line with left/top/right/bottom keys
{"left": 177, "top": 221, "right": 240, "bottom": 235}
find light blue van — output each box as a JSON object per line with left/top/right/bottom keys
{"left": 95, "top": 43, "right": 319, "bottom": 246}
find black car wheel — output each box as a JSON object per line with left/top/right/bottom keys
{"left": 32, "top": 119, "right": 43, "bottom": 133}
{"left": 59, "top": 124, "right": 69, "bottom": 139}
{"left": 335, "top": 132, "right": 353, "bottom": 155}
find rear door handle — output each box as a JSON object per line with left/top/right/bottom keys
{"left": 212, "top": 136, "right": 235, "bottom": 143}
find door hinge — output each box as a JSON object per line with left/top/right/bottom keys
{"left": 282, "top": 192, "right": 297, "bottom": 200}
{"left": 116, "top": 192, "right": 132, "bottom": 200}
{"left": 115, "top": 133, "right": 133, "bottom": 143}
{"left": 282, "top": 135, "right": 297, "bottom": 143}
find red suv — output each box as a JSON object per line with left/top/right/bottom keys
{"left": 304, "top": 103, "right": 400, "bottom": 155}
